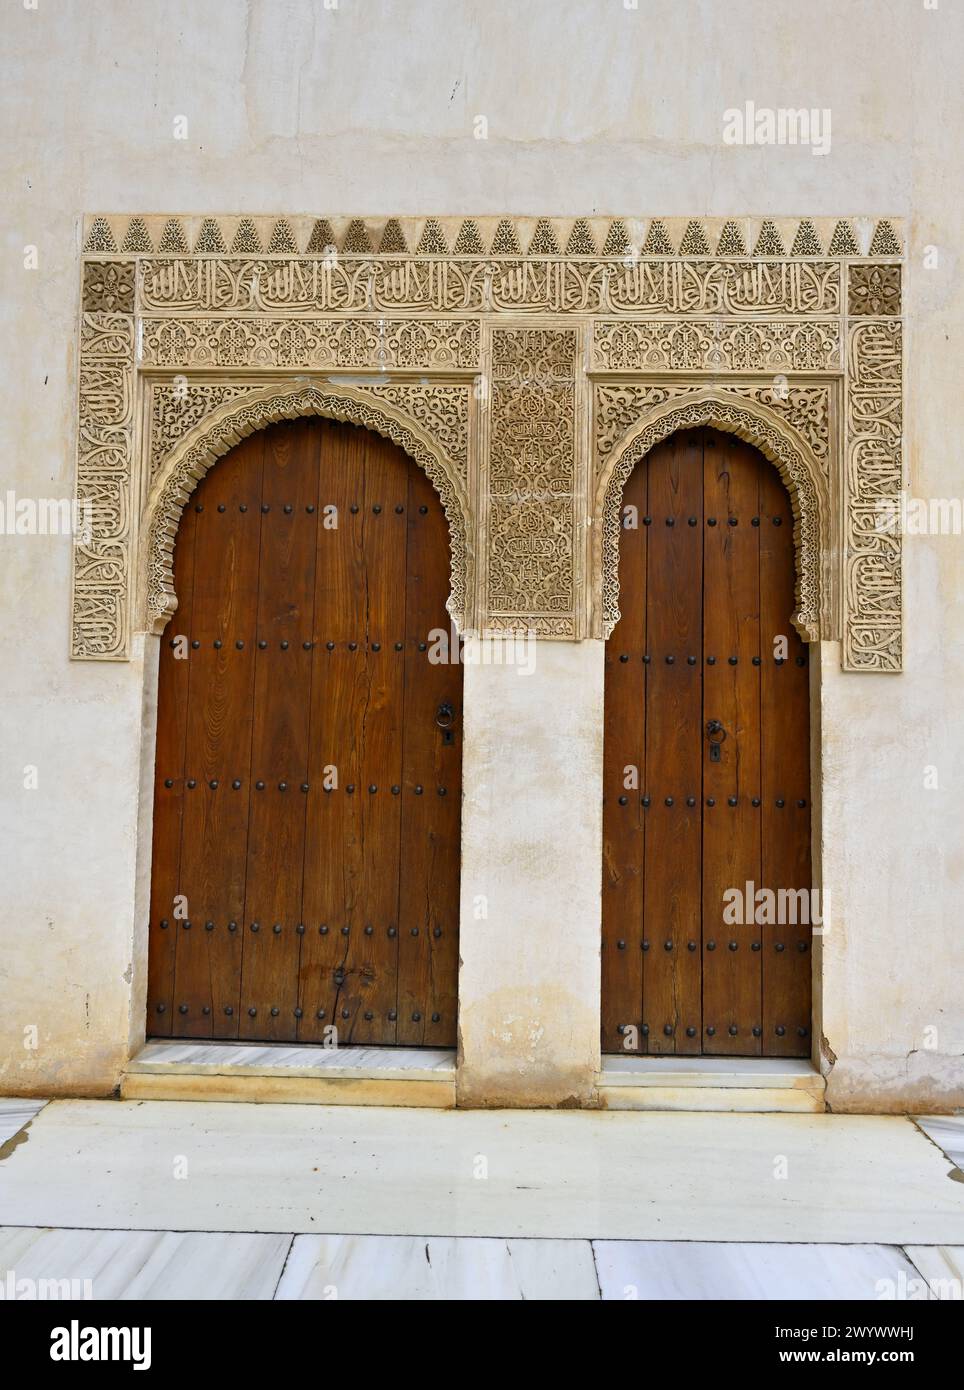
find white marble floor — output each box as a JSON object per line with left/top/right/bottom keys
{"left": 916, "top": 1115, "right": 964, "bottom": 1171}
{"left": 0, "top": 1228, "right": 958, "bottom": 1300}
{"left": 0, "top": 1227, "right": 290, "bottom": 1300}
{"left": 902, "top": 1243, "right": 964, "bottom": 1294}
{"left": 275, "top": 1234, "right": 601, "bottom": 1300}
{"left": 2, "top": 1098, "right": 964, "bottom": 1244}
{"left": 0, "top": 1098, "right": 45, "bottom": 1148}
{"left": 0, "top": 1099, "right": 961, "bottom": 1299}
{"left": 592, "top": 1240, "right": 923, "bottom": 1301}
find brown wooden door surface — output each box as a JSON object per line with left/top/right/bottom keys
{"left": 147, "top": 418, "right": 462, "bottom": 1047}
{"left": 601, "top": 428, "right": 812, "bottom": 1057}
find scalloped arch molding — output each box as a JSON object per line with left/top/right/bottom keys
{"left": 74, "top": 214, "right": 903, "bottom": 670}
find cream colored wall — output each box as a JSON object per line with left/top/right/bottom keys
{"left": 458, "top": 644, "right": 604, "bottom": 1107}
{"left": 1, "top": 0, "right": 961, "bottom": 1107}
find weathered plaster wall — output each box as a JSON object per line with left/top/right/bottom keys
{"left": 458, "top": 644, "right": 604, "bottom": 1107}
{"left": 1, "top": 0, "right": 962, "bottom": 1106}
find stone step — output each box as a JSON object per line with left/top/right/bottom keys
{"left": 121, "top": 1041, "right": 456, "bottom": 1108}
{"left": 596, "top": 1056, "right": 826, "bottom": 1113}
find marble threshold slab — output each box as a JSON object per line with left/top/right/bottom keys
{"left": 599, "top": 1056, "right": 824, "bottom": 1088}
{"left": 596, "top": 1055, "right": 826, "bottom": 1113}
{"left": 126, "top": 1041, "right": 456, "bottom": 1081}
{"left": 120, "top": 1042, "right": 457, "bottom": 1108}
{"left": 122, "top": 1045, "right": 827, "bottom": 1111}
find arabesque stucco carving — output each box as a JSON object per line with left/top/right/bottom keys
{"left": 73, "top": 215, "right": 903, "bottom": 670}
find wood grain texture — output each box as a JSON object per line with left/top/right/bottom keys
{"left": 346, "top": 433, "right": 407, "bottom": 1044}
{"left": 701, "top": 432, "right": 762, "bottom": 1056}
{"left": 643, "top": 431, "right": 703, "bottom": 1054}
{"left": 299, "top": 423, "right": 367, "bottom": 1041}
{"left": 239, "top": 421, "right": 318, "bottom": 1041}
{"left": 173, "top": 433, "right": 263, "bottom": 1038}
{"left": 150, "top": 419, "right": 461, "bottom": 1047}
{"left": 602, "top": 428, "right": 811, "bottom": 1057}
{"left": 397, "top": 463, "right": 463, "bottom": 1047}
{"left": 760, "top": 463, "right": 813, "bottom": 1056}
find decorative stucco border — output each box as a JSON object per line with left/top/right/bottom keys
{"left": 82, "top": 212, "right": 902, "bottom": 261}
{"left": 72, "top": 216, "right": 904, "bottom": 671}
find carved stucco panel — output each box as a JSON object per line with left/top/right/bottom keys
{"left": 72, "top": 309, "right": 136, "bottom": 659}
{"left": 141, "top": 316, "right": 482, "bottom": 371}
{"left": 149, "top": 382, "right": 255, "bottom": 485}
{"left": 484, "top": 326, "right": 580, "bottom": 637}
{"left": 149, "top": 379, "right": 471, "bottom": 489}
{"left": 70, "top": 229, "right": 902, "bottom": 670}
{"left": 596, "top": 380, "right": 833, "bottom": 474}
{"left": 592, "top": 319, "right": 841, "bottom": 372}
{"left": 137, "top": 256, "right": 842, "bottom": 318}
{"left": 844, "top": 317, "right": 903, "bottom": 669}
{"left": 353, "top": 384, "right": 470, "bottom": 479}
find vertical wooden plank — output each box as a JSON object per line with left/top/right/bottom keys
{"left": 701, "top": 432, "right": 763, "bottom": 1055}
{"left": 642, "top": 432, "right": 704, "bottom": 1053}
{"left": 345, "top": 432, "right": 407, "bottom": 1043}
{"left": 239, "top": 420, "right": 319, "bottom": 1042}
{"left": 601, "top": 460, "right": 647, "bottom": 1053}
{"left": 172, "top": 435, "right": 263, "bottom": 1038}
{"left": 760, "top": 465, "right": 813, "bottom": 1056}
{"left": 300, "top": 422, "right": 394, "bottom": 1045}
{"left": 396, "top": 462, "right": 463, "bottom": 1047}
{"left": 146, "top": 506, "right": 196, "bottom": 1036}
{"left": 299, "top": 422, "right": 368, "bottom": 1042}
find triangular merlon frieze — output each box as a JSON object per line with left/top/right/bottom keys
{"left": 83, "top": 214, "right": 905, "bottom": 260}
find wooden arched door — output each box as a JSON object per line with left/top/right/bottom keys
{"left": 147, "top": 418, "right": 462, "bottom": 1047}
{"left": 601, "top": 428, "right": 812, "bottom": 1057}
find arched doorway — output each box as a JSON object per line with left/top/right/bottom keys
{"left": 146, "top": 417, "right": 462, "bottom": 1047}
{"left": 601, "top": 427, "right": 812, "bottom": 1057}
